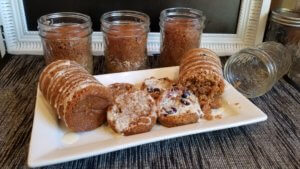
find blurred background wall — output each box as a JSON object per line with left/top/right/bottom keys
{"left": 271, "top": 0, "right": 300, "bottom": 10}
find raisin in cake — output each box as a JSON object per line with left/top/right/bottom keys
{"left": 39, "top": 60, "right": 112, "bottom": 132}
{"left": 107, "top": 90, "right": 157, "bottom": 136}
{"left": 157, "top": 85, "right": 202, "bottom": 127}
{"left": 179, "top": 48, "right": 225, "bottom": 117}
{"left": 141, "top": 77, "right": 173, "bottom": 100}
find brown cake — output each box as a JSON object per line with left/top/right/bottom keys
{"left": 39, "top": 60, "right": 112, "bottom": 132}
{"left": 107, "top": 90, "right": 157, "bottom": 136}
{"left": 108, "top": 83, "right": 135, "bottom": 100}
{"left": 141, "top": 77, "right": 174, "bottom": 100}
{"left": 179, "top": 48, "right": 225, "bottom": 117}
{"left": 103, "top": 24, "right": 148, "bottom": 73}
{"left": 41, "top": 25, "right": 93, "bottom": 73}
{"left": 157, "top": 85, "right": 202, "bottom": 127}
{"left": 159, "top": 18, "right": 202, "bottom": 67}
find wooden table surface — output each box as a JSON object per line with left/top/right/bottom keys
{"left": 0, "top": 55, "right": 299, "bottom": 169}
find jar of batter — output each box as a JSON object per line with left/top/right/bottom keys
{"left": 38, "top": 12, "right": 93, "bottom": 73}
{"left": 265, "top": 8, "right": 300, "bottom": 86}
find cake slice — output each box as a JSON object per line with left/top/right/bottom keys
{"left": 157, "top": 85, "right": 203, "bottom": 127}
{"left": 107, "top": 90, "right": 157, "bottom": 136}
{"left": 141, "top": 77, "right": 173, "bottom": 100}
{"left": 108, "top": 83, "right": 135, "bottom": 100}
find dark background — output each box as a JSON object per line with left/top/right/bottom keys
{"left": 23, "top": 0, "right": 241, "bottom": 33}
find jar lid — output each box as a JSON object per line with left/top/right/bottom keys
{"left": 271, "top": 8, "right": 300, "bottom": 27}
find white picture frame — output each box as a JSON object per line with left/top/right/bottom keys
{"left": 0, "top": 0, "right": 271, "bottom": 56}
{"left": 0, "top": 15, "right": 6, "bottom": 57}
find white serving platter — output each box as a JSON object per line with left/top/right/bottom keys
{"left": 28, "top": 66, "right": 267, "bottom": 167}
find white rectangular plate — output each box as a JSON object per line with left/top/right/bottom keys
{"left": 28, "top": 66, "right": 267, "bottom": 167}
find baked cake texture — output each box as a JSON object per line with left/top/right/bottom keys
{"left": 39, "top": 60, "right": 112, "bottom": 132}
{"left": 108, "top": 83, "right": 135, "bottom": 100}
{"left": 141, "top": 77, "right": 174, "bottom": 100}
{"left": 107, "top": 90, "right": 157, "bottom": 135}
{"left": 157, "top": 85, "right": 202, "bottom": 127}
{"left": 179, "top": 48, "right": 225, "bottom": 117}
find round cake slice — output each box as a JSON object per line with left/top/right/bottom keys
{"left": 157, "top": 85, "right": 203, "bottom": 127}
{"left": 108, "top": 83, "right": 135, "bottom": 100}
{"left": 107, "top": 90, "right": 157, "bottom": 136}
{"left": 179, "top": 60, "right": 223, "bottom": 79}
{"left": 180, "top": 48, "right": 222, "bottom": 67}
{"left": 49, "top": 68, "right": 87, "bottom": 107}
{"left": 63, "top": 82, "right": 112, "bottom": 131}
{"left": 39, "top": 60, "right": 72, "bottom": 92}
{"left": 40, "top": 60, "right": 77, "bottom": 99}
{"left": 141, "top": 77, "right": 174, "bottom": 100}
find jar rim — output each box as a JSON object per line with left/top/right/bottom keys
{"left": 159, "top": 7, "right": 206, "bottom": 29}
{"left": 271, "top": 8, "right": 300, "bottom": 27}
{"left": 101, "top": 10, "right": 150, "bottom": 27}
{"left": 160, "top": 7, "right": 205, "bottom": 21}
{"left": 38, "top": 12, "right": 92, "bottom": 29}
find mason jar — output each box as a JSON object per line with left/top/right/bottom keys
{"left": 265, "top": 8, "right": 300, "bottom": 87}
{"left": 38, "top": 12, "right": 93, "bottom": 73}
{"left": 224, "top": 42, "right": 292, "bottom": 98}
{"left": 159, "top": 7, "right": 206, "bottom": 67}
{"left": 101, "top": 10, "right": 150, "bottom": 73}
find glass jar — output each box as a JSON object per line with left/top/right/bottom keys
{"left": 38, "top": 12, "right": 93, "bottom": 73}
{"left": 101, "top": 10, "right": 150, "bottom": 73}
{"left": 224, "top": 42, "right": 292, "bottom": 98}
{"left": 265, "top": 8, "right": 300, "bottom": 86}
{"left": 159, "top": 7, "right": 205, "bottom": 67}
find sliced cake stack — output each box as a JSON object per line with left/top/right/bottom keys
{"left": 39, "top": 60, "right": 112, "bottom": 131}
{"left": 179, "top": 48, "right": 225, "bottom": 118}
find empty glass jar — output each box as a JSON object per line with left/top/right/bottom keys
{"left": 224, "top": 42, "right": 292, "bottom": 98}
{"left": 265, "top": 8, "right": 300, "bottom": 87}
{"left": 38, "top": 12, "right": 93, "bottom": 73}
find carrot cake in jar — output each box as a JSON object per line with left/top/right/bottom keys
{"left": 159, "top": 8, "right": 205, "bottom": 67}
{"left": 101, "top": 10, "right": 150, "bottom": 73}
{"left": 38, "top": 12, "right": 93, "bottom": 73}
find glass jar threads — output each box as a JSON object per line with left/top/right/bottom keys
{"left": 101, "top": 10, "right": 150, "bottom": 73}
{"left": 265, "top": 8, "right": 300, "bottom": 45}
{"left": 224, "top": 42, "right": 292, "bottom": 98}
{"left": 38, "top": 12, "right": 93, "bottom": 73}
{"left": 159, "top": 7, "right": 206, "bottom": 67}
{"left": 265, "top": 8, "right": 300, "bottom": 86}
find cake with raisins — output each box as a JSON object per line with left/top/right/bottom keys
{"left": 179, "top": 48, "right": 225, "bottom": 118}
{"left": 141, "top": 77, "right": 173, "bottom": 100}
{"left": 157, "top": 85, "right": 202, "bottom": 127}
